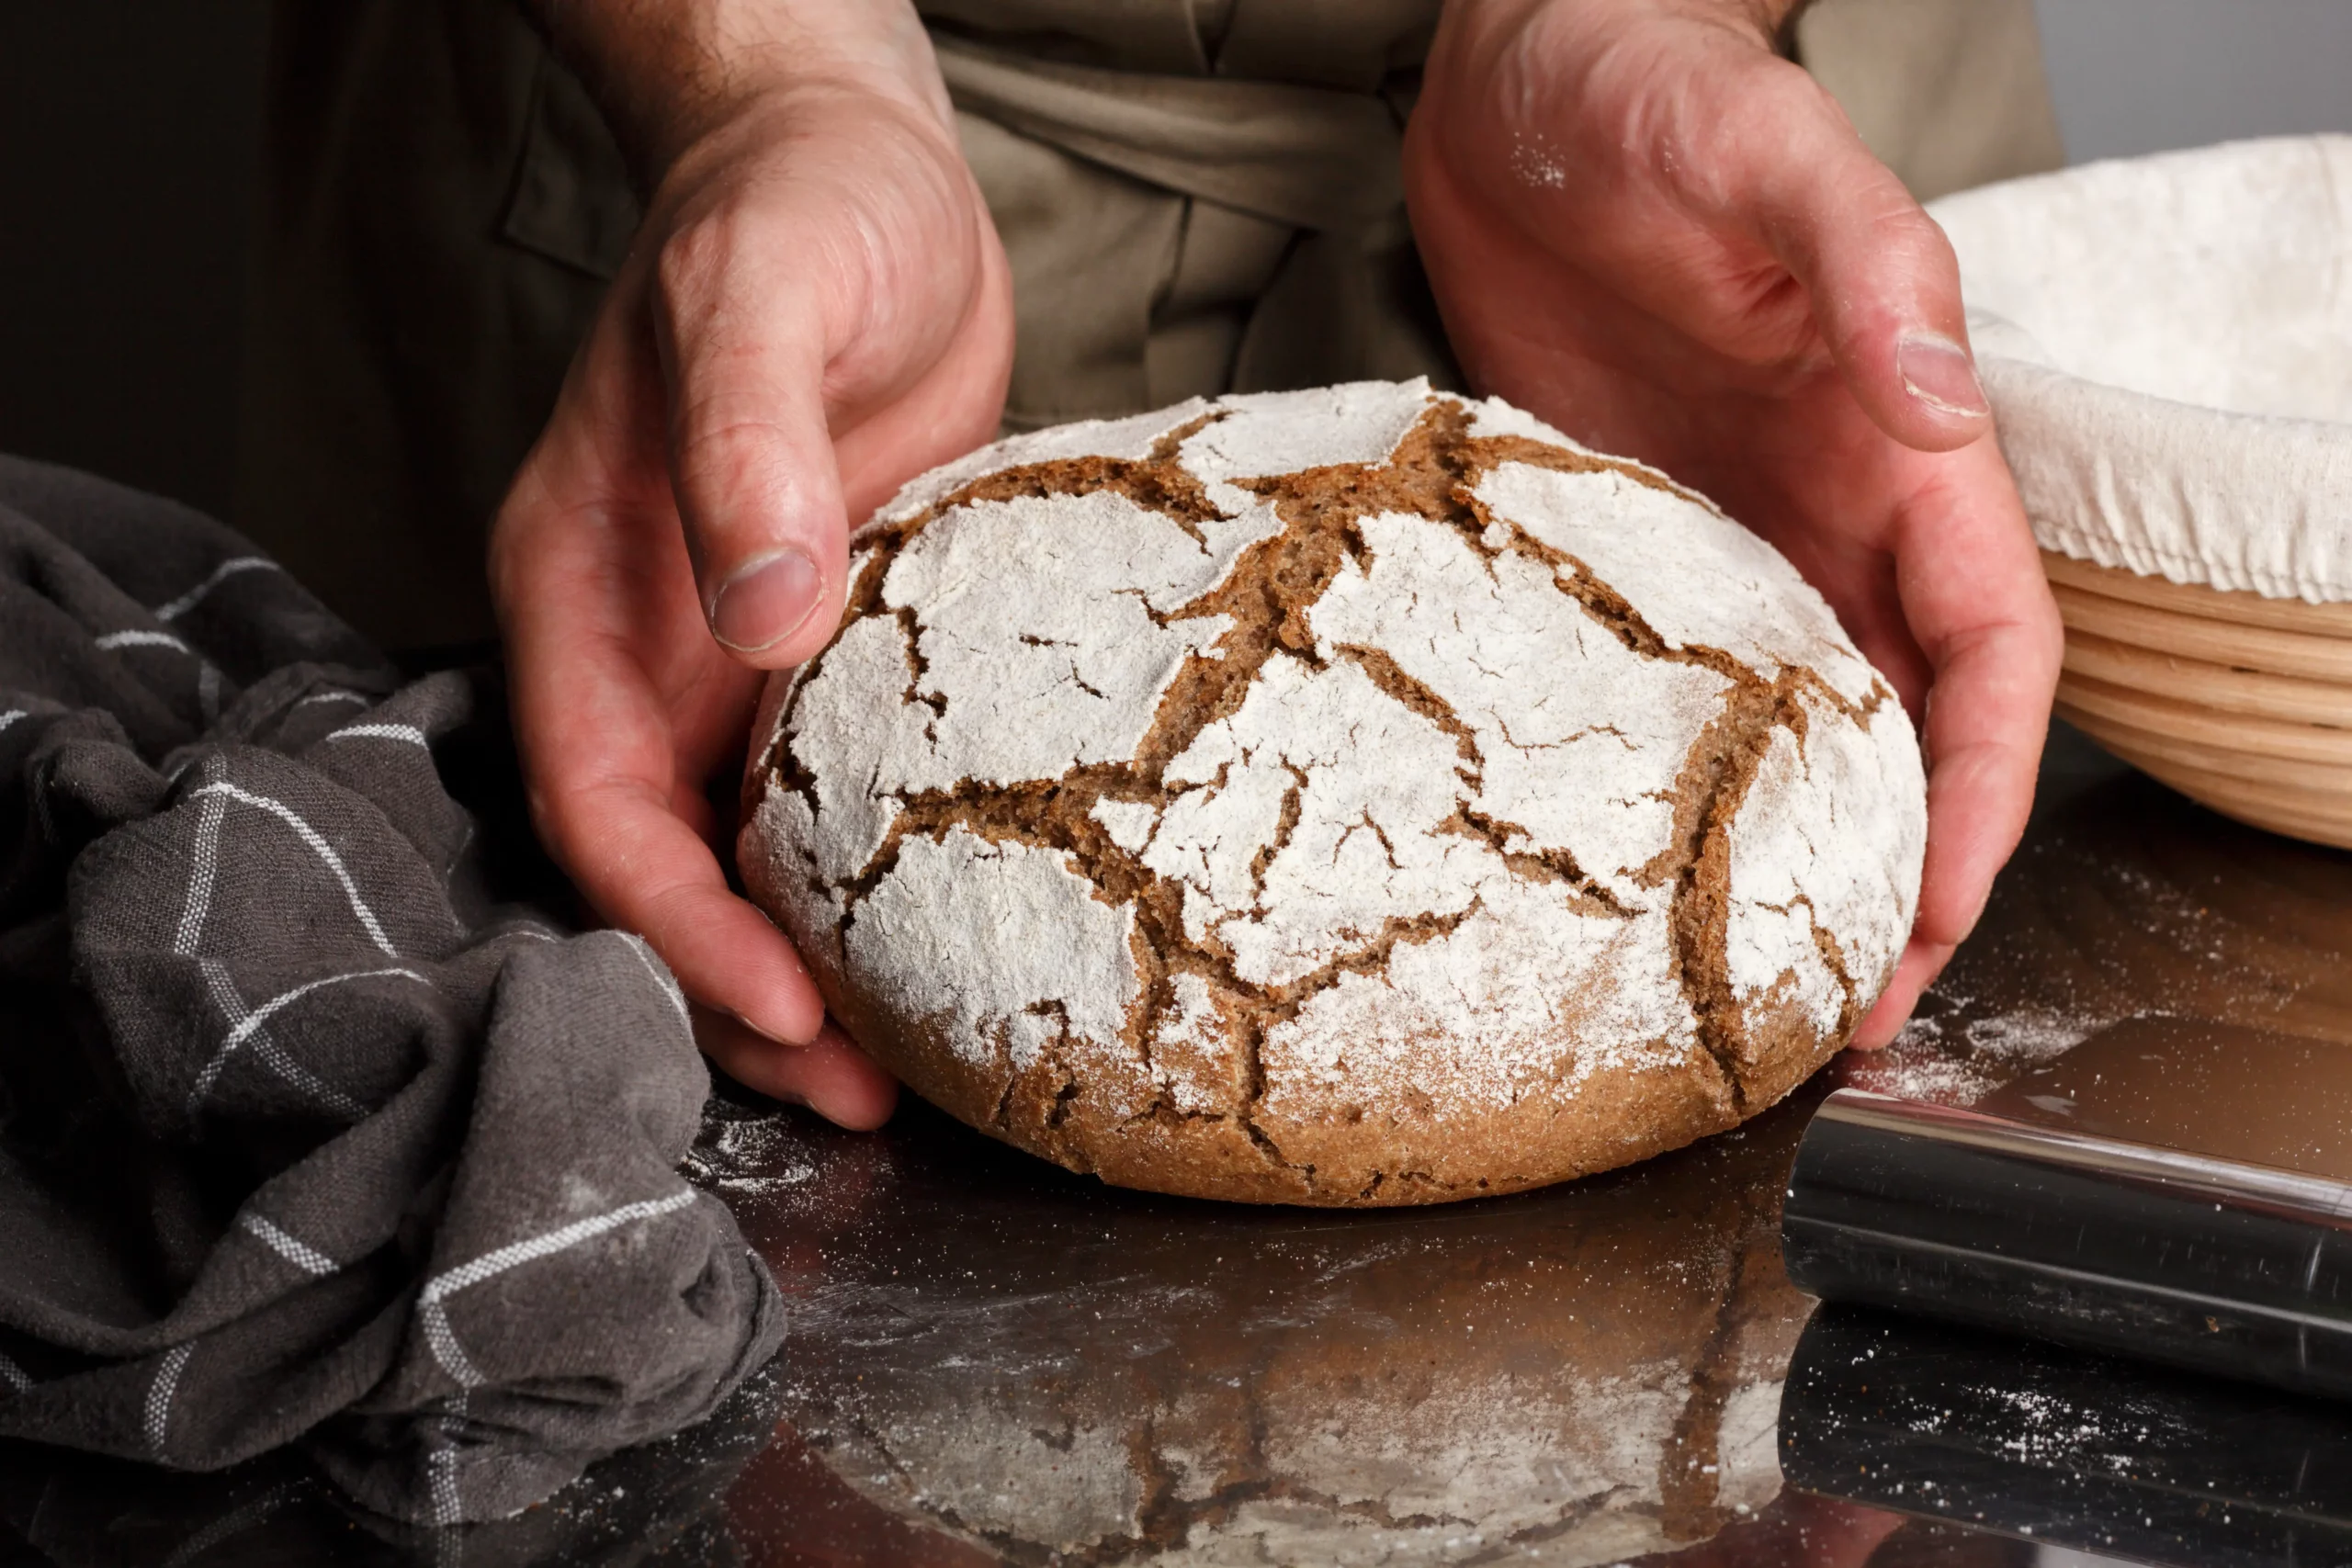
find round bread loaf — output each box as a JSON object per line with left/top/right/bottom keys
{"left": 739, "top": 379, "right": 1926, "bottom": 1205}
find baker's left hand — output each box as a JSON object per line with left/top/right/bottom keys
{"left": 491, "top": 0, "right": 1012, "bottom": 1124}
{"left": 1405, "top": 0, "right": 2064, "bottom": 1044}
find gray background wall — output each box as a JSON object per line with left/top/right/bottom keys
{"left": 0, "top": 3, "right": 2344, "bottom": 522}
{"left": 2035, "top": 0, "right": 2352, "bottom": 161}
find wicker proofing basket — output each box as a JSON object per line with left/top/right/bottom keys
{"left": 2045, "top": 551, "right": 2352, "bottom": 848}
{"left": 1928, "top": 138, "right": 2352, "bottom": 851}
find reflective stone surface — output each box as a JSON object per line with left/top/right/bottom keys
{"left": 8, "top": 724, "right": 2352, "bottom": 1567}
{"left": 712, "top": 1082, "right": 1813, "bottom": 1565}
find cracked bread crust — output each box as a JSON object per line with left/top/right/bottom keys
{"left": 740, "top": 379, "right": 1927, "bottom": 1206}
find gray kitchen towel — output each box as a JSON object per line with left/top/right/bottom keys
{"left": 0, "top": 455, "right": 786, "bottom": 1524}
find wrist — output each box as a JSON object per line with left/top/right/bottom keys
{"left": 527, "top": 0, "right": 954, "bottom": 189}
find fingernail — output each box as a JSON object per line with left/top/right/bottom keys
{"left": 708, "top": 549, "right": 822, "bottom": 653}
{"left": 1896, "top": 333, "right": 1990, "bottom": 420}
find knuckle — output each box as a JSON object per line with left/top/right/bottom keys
{"left": 673, "top": 414, "right": 798, "bottom": 525}
{"left": 1877, "top": 202, "right": 1959, "bottom": 268}
{"left": 653, "top": 209, "right": 738, "bottom": 309}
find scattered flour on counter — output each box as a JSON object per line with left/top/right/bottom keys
{"left": 683, "top": 1111, "right": 826, "bottom": 1202}
{"left": 1838, "top": 1005, "right": 2109, "bottom": 1106}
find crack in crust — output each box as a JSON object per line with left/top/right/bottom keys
{"left": 1647, "top": 673, "right": 1868, "bottom": 1115}
{"left": 1442, "top": 804, "right": 1631, "bottom": 918}
{"left": 841, "top": 766, "right": 1484, "bottom": 1190}
{"left": 1246, "top": 763, "right": 1310, "bottom": 915}
{"left": 1807, "top": 908, "right": 1862, "bottom": 1043}
{"left": 1331, "top": 642, "right": 1484, "bottom": 781}
{"left": 762, "top": 394, "right": 1890, "bottom": 1198}
{"left": 1657, "top": 681, "right": 1783, "bottom": 1114}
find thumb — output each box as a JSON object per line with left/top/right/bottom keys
{"left": 1743, "top": 80, "right": 1993, "bottom": 454}
{"left": 652, "top": 228, "right": 854, "bottom": 670}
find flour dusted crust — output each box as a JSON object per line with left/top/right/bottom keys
{"left": 740, "top": 379, "right": 1925, "bottom": 1205}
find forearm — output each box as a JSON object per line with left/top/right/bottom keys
{"left": 524, "top": 0, "right": 952, "bottom": 184}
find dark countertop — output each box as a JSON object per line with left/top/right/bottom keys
{"left": 9, "top": 723, "right": 2352, "bottom": 1567}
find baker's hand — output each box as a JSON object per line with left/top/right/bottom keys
{"left": 1406, "top": 0, "right": 2063, "bottom": 1045}
{"left": 490, "top": 1, "right": 1013, "bottom": 1122}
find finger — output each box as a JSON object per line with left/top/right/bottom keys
{"left": 498, "top": 469, "right": 831, "bottom": 1046}
{"left": 1891, "top": 446, "right": 2064, "bottom": 955}
{"left": 545, "top": 769, "right": 831, "bottom": 1047}
{"left": 1849, "top": 932, "right": 1951, "bottom": 1050}
{"left": 696, "top": 1010, "right": 899, "bottom": 1131}
{"left": 653, "top": 231, "right": 851, "bottom": 669}
{"left": 1732, "top": 70, "right": 1993, "bottom": 453}
{"left": 522, "top": 718, "right": 829, "bottom": 1049}
{"left": 650, "top": 110, "right": 989, "bottom": 670}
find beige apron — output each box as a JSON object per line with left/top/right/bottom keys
{"left": 235, "top": 0, "right": 2061, "bottom": 649}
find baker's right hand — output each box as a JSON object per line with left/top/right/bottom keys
{"left": 1405, "top": 0, "right": 2063, "bottom": 1051}
{"left": 489, "top": 0, "right": 1014, "bottom": 1126}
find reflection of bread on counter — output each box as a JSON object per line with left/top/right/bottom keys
{"left": 766, "top": 1099, "right": 1816, "bottom": 1563}
{"left": 837, "top": 1379, "right": 1149, "bottom": 1551}
{"left": 1222, "top": 1188, "right": 1803, "bottom": 1562}
{"left": 1237, "top": 1373, "right": 1686, "bottom": 1566}
{"left": 741, "top": 379, "right": 1925, "bottom": 1206}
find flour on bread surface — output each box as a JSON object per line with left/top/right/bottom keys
{"left": 747, "top": 380, "right": 1925, "bottom": 1145}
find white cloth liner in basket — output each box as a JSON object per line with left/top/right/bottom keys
{"left": 1928, "top": 136, "right": 2352, "bottom": 604}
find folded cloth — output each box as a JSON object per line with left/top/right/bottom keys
{"left": 1932, "top": 136, "right": 2352, "bottom": 604}
{"left": 0, "top": 457, "right": 785, "bottom": 1524}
